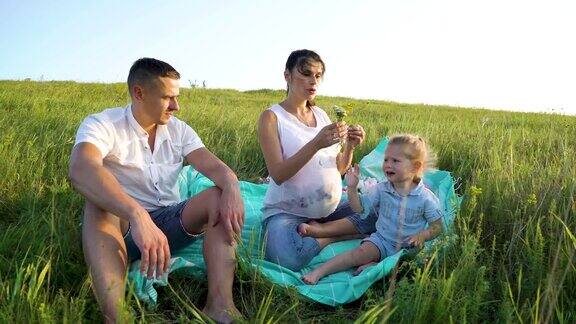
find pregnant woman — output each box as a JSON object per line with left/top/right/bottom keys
{"left": 257, "top": 49, "right": 369, "bottom": 271}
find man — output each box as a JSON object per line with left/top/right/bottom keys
{"left": 69, "top": 58, "right": 244, "bottom": 323}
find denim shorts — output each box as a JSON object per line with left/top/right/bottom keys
{"left": 123, "top": 199, "right": 203, "bottom": 261}
{"left": 363, "top": 232, "right": 399, "bottom": 261}
{"left": 263, "top": 200, "right": 377, "bottom": 271}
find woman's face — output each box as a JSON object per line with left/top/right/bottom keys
{"left": 285, "top": 61, "right": 323, "bottom": 102}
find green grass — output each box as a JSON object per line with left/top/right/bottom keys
{"left": 0, "top": 80, "right": 574, "bottom": 323}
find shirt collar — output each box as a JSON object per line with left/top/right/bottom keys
{"left": 156, "top": 123, "right": 170, "bottom": 144}
{"left": 126, "top": 104, "right": 147, "bottom": 137}
{"left": 126, "top": 104, "right": 170, "bottom": 144}
{"left": 382, "top": 179, "right": 425, "bottom": 196}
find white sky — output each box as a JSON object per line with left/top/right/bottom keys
{"left": 1, "top": 0, "right": 575, "bottom": 115}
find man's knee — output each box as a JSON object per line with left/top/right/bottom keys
{"left": 196, "top": 186, "right": 223, "bottom": 220}
{"left": 203, "top": 186, "right": 222, "bottom": 209}
{"left": 81, "top": 201, "right": 128, "bottom": 267}
{"left": 181, "top": 187, "right": 223, "bottom": 232}
{"left": 82, "top": 201, "right": 125, "bottom": 233}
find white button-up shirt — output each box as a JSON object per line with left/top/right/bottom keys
{"left": 74, "top": 105, "right": 204, "bottom": 211}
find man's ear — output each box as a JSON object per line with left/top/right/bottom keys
{"left": 284, "top": 69, "right": 290, "bottom": 83}
{"left": 132, "top": 84, "right": 144, "bottom": 101}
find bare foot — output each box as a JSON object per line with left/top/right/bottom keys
{"left": 298, "top": 220, "right": 320, "bottom": 237}
{"left": 203, "top": 305, "right": 242, "bottom": 324}
{"left": 353, "top": 262, "right": 377, "bottom": 276}
{"left": 301, "top": 270, "right": 322, "bottom": 285}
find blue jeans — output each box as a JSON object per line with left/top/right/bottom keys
{"left": 263, "top": 201, "right": 377, "bottom": 271}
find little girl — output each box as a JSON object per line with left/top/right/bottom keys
{"left": 301, "top": 134, "right": 444, "bottom": 284}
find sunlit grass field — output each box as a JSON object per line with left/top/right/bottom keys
{"left": 0, "top": 80, "right": 574, "bottom": 323}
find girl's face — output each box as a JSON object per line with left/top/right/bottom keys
{"left": 382, "top": 144, "right": 419, "bottom": 183}
{"left": 285, "top": 61, "right": 323, "bottom": 102}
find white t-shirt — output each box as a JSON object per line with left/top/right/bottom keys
{"left": 74, "top": 105, "right": 204, "bottom": 211}
{"left": 262, "top": 104, "right": 342, "bottom": 219}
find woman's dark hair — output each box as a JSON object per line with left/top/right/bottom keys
{"left": 285, "top": 49, "right": 325, "bottom": 108}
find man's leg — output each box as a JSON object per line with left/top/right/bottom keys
{"left": 179, "top": 187, "right": 240, "bottom": 323}
{"left": 82, "top": 201, "right": 129, "bottom": 323}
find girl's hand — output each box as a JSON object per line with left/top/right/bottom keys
{"left": 313, "top": 122, "right": 348, "bottom": 149}
{"left": 407, "top": 231, "right": 426, "bottom": 250}
{"left": 346, "top": 124, "right": 365, "bottom": 149}
{"left": 345, "top": 164, "right": 360, "bottom": 188}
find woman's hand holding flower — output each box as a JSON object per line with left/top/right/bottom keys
{"left": 346, "top": 124, "right": 365, "bottom": 149}
{"left": 313, "top": 122, "right": 348, "bottom": 149}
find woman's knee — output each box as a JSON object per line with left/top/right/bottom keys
{"left": 265, "top": 238, "right": 308, "bottom": 271}
{"left": 264, "top": 217, "right": 315, "bottom": 271}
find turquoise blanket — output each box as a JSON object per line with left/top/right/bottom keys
{"left": 127, "top": 137, "right": 461, "bottom": 306}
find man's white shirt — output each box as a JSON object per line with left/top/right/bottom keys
{"left": 74, "top": 105, "right": 204, "bottom": 211}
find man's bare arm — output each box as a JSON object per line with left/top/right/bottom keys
{"left": 186, "top": 148, "right": 244, "bottom": 243}
{"left": 69, "top": 143, "right": 170, "bottom": 278}
{"left": 69, "top": 143, "right": 146, "bottom": 221}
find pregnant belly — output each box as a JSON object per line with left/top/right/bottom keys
{"left": 280, "top": 174, "right": 342, "bottom": 218}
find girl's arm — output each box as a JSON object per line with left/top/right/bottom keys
{"left": 407, "top": 218, "right": 444, "bottom": 249}
{"left": 345, "top": 164, "right": 363, "bottom": 213}
{"left": 421, "top": 218, "right": 444, "bottom": 241}
{"left": 347, "top": 187, "right": 363, "bottom": 213}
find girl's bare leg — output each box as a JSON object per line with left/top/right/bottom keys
{"left": 298, "top": 218, "right": 360, "bottom": 238}
{"left": 301, "top": 241, "right": 380, "bottom": 284}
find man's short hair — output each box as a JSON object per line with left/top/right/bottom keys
{"left": 127, "top": 58, "right": 180, "bottom": 95}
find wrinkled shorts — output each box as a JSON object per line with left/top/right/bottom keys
{"left": 263, "top": 200, "right": 377, "bottom": 271}
{"left": 123, "top": 199, "right": 203, "bottom": 261}
{"left": 362, "top": 232, "right": 400, "bottom": 261}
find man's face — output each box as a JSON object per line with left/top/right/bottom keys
{"left": 140, "top": 77, "right": 180, "bottom": 125}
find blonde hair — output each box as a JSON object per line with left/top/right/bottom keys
{"left": 388, "top": 134, "right": 436, "bottom": 182}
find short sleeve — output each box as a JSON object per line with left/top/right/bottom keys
{"left": 181, "top": 123, "right": 204, "bottom": 157}
{"left": 74, "top": 115, "right": 113, "bottom": 157}
{"left": 423, "top": 191, "right": 443, "bottom": 223}
{"left": 359, "top": 184, "right": 381, "bottom": 219}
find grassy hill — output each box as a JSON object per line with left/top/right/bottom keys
{"left": 0, "top": 80, "right": 574, "bottom": 322}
